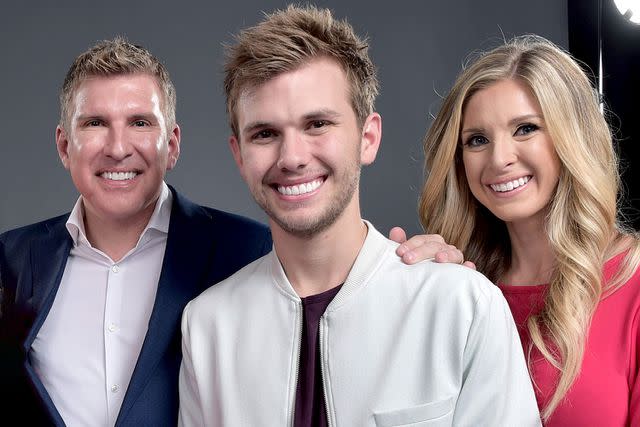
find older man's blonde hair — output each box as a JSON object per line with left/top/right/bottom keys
{"left": 59, "top": 36, "right": 176, "bottom": 131}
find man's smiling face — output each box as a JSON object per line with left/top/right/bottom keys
{"left": 230, "top": 57, "right": 379, "bottom": 238}
{"left": 56, "top": 73, "right": 180, "bottom": 227}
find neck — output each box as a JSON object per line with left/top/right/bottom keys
{"left": 83, "top": 203, "right": 157, "bottom": 262}
{"left": 271, "top": 206, "right": 367, "bottom": 298}
{"left": 504, "top": 215, "right": 555, "bottom": 285}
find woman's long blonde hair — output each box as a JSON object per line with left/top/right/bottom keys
{"left": 419, "top": 35, "right": 640, "bottom": 420}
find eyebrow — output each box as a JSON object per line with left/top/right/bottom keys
{"left": 460, "top": 126, "right": 484, "bottom": 136}
{"left": 461, "top": 114, "right": 543, "bottom": 135}
{"left": 74, "top": 112, "right": 159, "bottom": 124}
{"left": 129, "top": 113, "right": 160, "bottom": 123}
{"left": 241, "top": 108, "right": 342, "bottom": 135}
{"left": 74, "top": 114, "right": 103, "bottom": 123}
{"left": 508, "top": 114, "right": 543, "bottom": 126}
{"left": 302, "top": 108, "right": 341, "bottom": 121}
{"left": 241, "top": 121, "right": 271, "bottom": 136}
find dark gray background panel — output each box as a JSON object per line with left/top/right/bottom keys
{"left": 0, "top": 0, "right": 567, "bottom": 236}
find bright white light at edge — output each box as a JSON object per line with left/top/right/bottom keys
{"left": 614, "top": 0, "right": 640, "bottom": 24}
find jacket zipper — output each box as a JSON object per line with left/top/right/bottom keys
{"left": 319, "top": 316, "right": 334, "bottom": 427}
{"left": 289, "top": 301, "right": 303, "bottom": 427}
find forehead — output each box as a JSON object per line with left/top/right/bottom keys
{"left": 235, "top": 57, "right": 352, "bottom": 125}
{"left": 463, "top": 79, "right": 541, "bottom": 124}
{"left": 70, "top": 73, "right": 163, "bottom": 113}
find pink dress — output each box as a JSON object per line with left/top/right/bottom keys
{"left": 498, "top": 252, "right": 640, "bottom": 426}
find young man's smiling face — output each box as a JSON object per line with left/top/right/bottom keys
{"left": 230, "top": 57, "right": 380, "bottom": 238}
{"left": 56, "top": 73, "right": 180, "bottom": 228}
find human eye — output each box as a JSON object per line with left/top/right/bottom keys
{"left": 307, "top": 119, "right": 332, "bottom": 134}
{"left": 463, "top": 134, "right": 489, "bottom": 149}
{"left": 132, "top": 120, "right": 150, "bottom": 127}
{"left": 84, "top": 119, "right": 102, "bottom": 127}
{"left": 310, "top": 120, "right": 328, "bottom": 129}
{"left": 251, "top": 128, "right": 277, "bottom": 143}
{"left": 514, "top": 123, "right": 539, "bottom": 136}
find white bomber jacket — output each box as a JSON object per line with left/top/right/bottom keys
{"left": 178, "top": 222, "right": 541, "bottom": 427}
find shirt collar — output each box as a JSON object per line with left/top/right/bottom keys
{"left": 65, "top": 182, "right": 173, "bottom": 248}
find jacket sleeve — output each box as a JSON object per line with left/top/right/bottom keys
{"left": 453, "top": 283, "right": 542, "bottom": 427}
{"left": 178, "top": 301, "right": 206, "bottom": 427}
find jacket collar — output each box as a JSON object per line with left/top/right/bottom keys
{"left": 269, "top": 220, "right": 390, "bottom": 309}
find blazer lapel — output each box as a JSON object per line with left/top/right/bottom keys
{"left": 117, "top": 189, "right": 218, "bottom": 422}
{"left": 24, "top": 218, "right": 73, "bottom": 349}
{"left": 18, "top": 216, "right": 73, "bottom": 426}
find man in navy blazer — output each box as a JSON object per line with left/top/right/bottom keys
{"left": 0, "top": 37, "right": 271, "bottom": 426}
{"left": 0, "top": 188, "right": 270, "bottom": 425}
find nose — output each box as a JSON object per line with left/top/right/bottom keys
{"left": 103, "top": 127, "right": 133, "bottom": 161}
{"left": 276, "top": 132, "right": 310, "bottom": 171}
{"left": 489, "top": 135, "right": 517, "bottom": 170}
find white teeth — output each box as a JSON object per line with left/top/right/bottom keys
{"left": 490, "top": 176, "right": 530, "bottom": 192}
{"left": 277, "top": 178, "right": 323, "bottom": 196}
{"left": 101, "top": 171, "right": 137, "bottom": 181}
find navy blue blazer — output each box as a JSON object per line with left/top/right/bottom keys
{"left": 0, "top": 187, "right": 272, "bottom": 426}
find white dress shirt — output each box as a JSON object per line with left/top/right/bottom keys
{"left": 31, "top": 183, "right": 172, "bottom": 427}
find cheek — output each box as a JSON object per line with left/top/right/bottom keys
{"left": 536, "top": 141, "right": 562, "bottom": 188}
{"left": 65, "top": 142, "right": 90, "bottom": 168}
{"left": 153, "top": 128, "right": 170, "bottom": 151}
{"left": 142, "top": 137, "right": 170, "bottom": 162}
{"left": 461, "top": 154, "right": 485, "bottom": 199}
{"left": 154, "top": 138, "right": 165, "bottom": 152}
{"left": 67, "top": 136, "right": 88, "bottom": 155}
{"left": 462, "top": 153, "right": 478, "bottom": 182}
{"left": 549, "top": 148, "right": 562, "bottom": 178}
{"left": 546, "top": 157, "right": 562, "bottom": 197}
{"left": 239, "top": 151, "right": 269, "bottom": 181}
{"left": 66, "top": 133, "right": 105, "bottom": 166}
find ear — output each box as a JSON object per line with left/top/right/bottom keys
{"left": 55, "top": 125, "right": 71, "bottom": 170}
{"left": 360, "top": 112, "right": 382, "bottom": 165}
{"left": 229, "top": 135, "right": 249, "bottom": 182}
{"left": 166, "top": 124, "right": 181, "bottom": 171}
{"left": 229, "top": 134, "right": 244, "bottom": 170}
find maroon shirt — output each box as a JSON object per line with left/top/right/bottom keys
{"left": 293, "top": 285, "right": 342, "bottom": 427}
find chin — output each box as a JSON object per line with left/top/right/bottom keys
{"left": 273, "top": 215, "right": 334, "bottom": 238}
{"left": 491, "top": 209, "right": 544, "bottom": 225}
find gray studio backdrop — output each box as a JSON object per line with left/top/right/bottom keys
{"left": 0, "top": 0, "right": 567, "bottom": 236}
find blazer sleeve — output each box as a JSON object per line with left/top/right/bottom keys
{"left": 453, "top": 283, "right": 542, "bottom": 427}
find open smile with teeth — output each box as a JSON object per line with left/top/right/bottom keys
{"left": 101, "top": 171, "right": 138, "bottom": 181}
{"left": 277, "top": 178, "right": 323, "bottom": 196}
{"left": 490, "top": 176, "right": 531, "bottom": 193}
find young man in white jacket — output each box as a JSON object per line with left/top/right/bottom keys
{"left": 178, "top": 5, "right": 541, "bottom": 426}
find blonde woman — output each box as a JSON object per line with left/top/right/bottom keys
{"left": 417, "top": 35, "right": 640, "bottom": 425}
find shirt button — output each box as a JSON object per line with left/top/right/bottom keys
{"left": 111, "top": 384, "right": 119, "bottom": 393}
{"left": 112, "top": 265, "right": 120, "bottom": 273}
{"left": 108, "top": 323, "right": 117, "bottom": 332}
